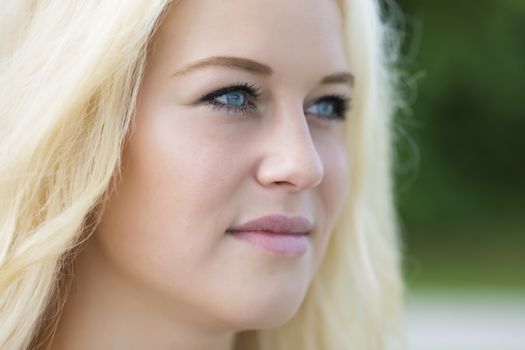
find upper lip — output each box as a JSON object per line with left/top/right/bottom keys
{"left": 227, "top": 214, "right": 313, "bottom": 235}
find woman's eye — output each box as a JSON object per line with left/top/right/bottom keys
{"left": 199, "top": 84, "right": 349, "bottom": 121}
{"left": 215, "top": 91, "right": 247, "bottom": 107}
{"left": 305, "top": 95, "right": 350, "bottom": 121}
{"left": 199, "top": 82, "right": 261, "bottom": 116}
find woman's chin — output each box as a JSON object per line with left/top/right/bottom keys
{"left": 217, "top": 286, "right": 308, "bottom": 331}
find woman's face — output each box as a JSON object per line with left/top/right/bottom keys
{"left": 93, "top": 0, "right": 350, "bottom": 330}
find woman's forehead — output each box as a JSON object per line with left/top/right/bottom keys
{"left": 152, "top": 0, "right": 349, "bottom": 81}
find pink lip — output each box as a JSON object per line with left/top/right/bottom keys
{"left": 226, "top": 215, "right": 313, "bottom": 255}
{"left": 226, "top": 214, "right": 313, "bottom": 235}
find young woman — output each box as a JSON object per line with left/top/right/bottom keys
{"left": 0, "top": 0, "right": 404, "bottom": 349}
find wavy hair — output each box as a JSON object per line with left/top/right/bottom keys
{"left": 0, "top": 0, "right": 404, "bottom": 349}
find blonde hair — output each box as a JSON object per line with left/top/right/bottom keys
{"left": 0, "top": 0, "right": 404, "bottom": 349}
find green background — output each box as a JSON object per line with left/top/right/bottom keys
{"left": 386, "top": 0, "right": 525, "bottom": 292}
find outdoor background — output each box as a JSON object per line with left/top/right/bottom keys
{"left": 385, "top": 0, "right": 525, "bottom": 348}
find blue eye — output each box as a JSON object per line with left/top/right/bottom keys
{"left": 199, "top": 82, "right": 261, "bottom": 116}
{"left": 310, "top": 101, "right": 335, "bottom": 116}
{"left": 215, "top": 91, "right": 247, "bottom": 107}
{"left": 305, "top": 95, "right": 350, "bottom": 121}
{"left": 199, "top": 84, "right": 350, "bottom": 121}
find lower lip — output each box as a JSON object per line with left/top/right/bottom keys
{"left": 227, "top": 231, "right": 309, "bottom": 255}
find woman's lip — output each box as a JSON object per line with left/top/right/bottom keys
{"left": 227, "top": 230, "right": 308, "bottom": 255}
{"left": 225, "top": 230, "right": 307, "bottom": 236}
{"left": 225, "top": 215, "right": 313, "bottom": 254}
{"left": 227, "top": 214, "right": 313, "bottom": 235}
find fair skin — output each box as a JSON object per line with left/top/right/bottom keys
{"left": 51, "top": 0, "right": 350, "bottom": 349}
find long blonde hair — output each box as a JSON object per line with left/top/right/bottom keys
{"left": 0, "top": 0, "right": 404, "bottom": 349}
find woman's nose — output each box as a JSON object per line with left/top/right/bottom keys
{"left": 255, "top": 104, "right": 325, "bottom": 191}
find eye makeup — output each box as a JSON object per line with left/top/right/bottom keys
{"left": 198, "top": 82, "right": 262, "bottom": 116}
{"left": 305, "top": 93, "right": 351, "bottom": 121}
{"left": 198, "top": 81, "right": 351, "bottom": 120}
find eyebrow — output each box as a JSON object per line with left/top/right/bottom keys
{"left": 171, "top": 55, "right": 354, "bottom": 87}
{"left": 172, "top": 56, "right": 273, "bottom": 77}
{"left": 320, "top": 72, "right": 355, "bottom": 87}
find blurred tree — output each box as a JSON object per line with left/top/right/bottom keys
{"left": 386, "top": 0, "right": 525, "bottom": 290}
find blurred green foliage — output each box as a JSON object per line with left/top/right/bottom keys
{"left": 387, "top": 0, "right": 525, "bottom": 290}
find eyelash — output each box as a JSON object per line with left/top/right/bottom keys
{"left": 199, "top": 82, "right": 262, "bottom": 116}
{"left": 308, "top": 94, "right": 351, "bottom": 121}
{"left": 199, "top": 82, "right": 351, "bottom": 120}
